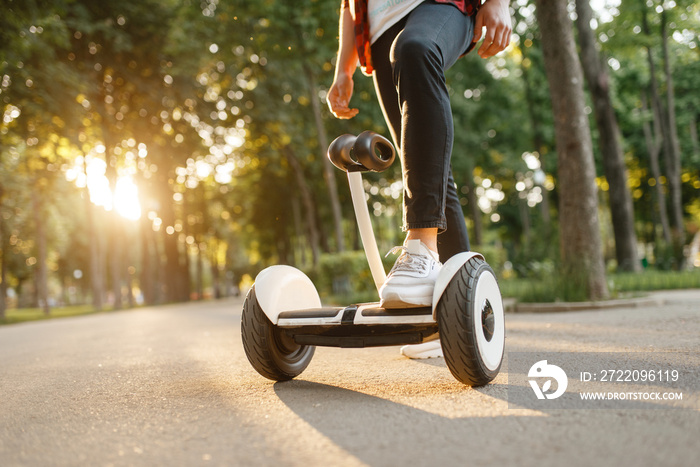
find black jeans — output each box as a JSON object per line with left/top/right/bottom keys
{"left": 371, "top": 1, "right": 474, "bottom": 261}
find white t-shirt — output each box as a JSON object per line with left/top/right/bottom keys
{"left": 367, "top": 0, "right": 426, "bottom": 44}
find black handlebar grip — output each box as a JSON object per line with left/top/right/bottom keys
{"left": 327, "top": 131, "right": 395, "bottom": 173}
{"left": 353, "top": 130, "right": 395, "bottom": 172}
{"left": 327, "top": 134, "right": 358, "bottom": 172}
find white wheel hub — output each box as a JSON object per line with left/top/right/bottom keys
{"left": 473, "top": 269, "right": 505, "bottom": 372}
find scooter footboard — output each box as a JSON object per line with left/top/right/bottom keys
{"left": 285, "top": 323, "right": 439, "bottom": 348}
{"left": 275, "top": 303, "right": 439, "bottom": 348}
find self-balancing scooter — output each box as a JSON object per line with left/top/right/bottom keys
{"left": 241, "top": 131, "right": 505, "bottom": 386}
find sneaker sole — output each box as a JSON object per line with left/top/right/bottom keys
{"left": 400, "top": 342, "right": 443, "bottom": 359}
{"left": 379, "top": 287, "right": 433, "bottom": 309}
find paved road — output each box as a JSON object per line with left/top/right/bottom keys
{"left": 1, "top": 290, "right": 699, "bottom": 467}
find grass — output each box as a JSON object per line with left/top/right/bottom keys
{"left": 2, "top": 269, "right": 698, "bottom": 324}
{"left": 322, "top": 269, "right": 700, "bottom": 306}
{"left": 607, "top": 269, "right": 700, "bottom": 292}
{"left": 500, "top": 269, "right": 700, "bottom": 303}
{"left": 0, "top": 304, "right": 112, "bottom": 326}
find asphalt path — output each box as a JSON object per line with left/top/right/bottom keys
{"left": 1, "top": 290, "right": 699, "bottom": 467}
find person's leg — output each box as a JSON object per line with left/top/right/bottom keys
{"left": 438, "top": 171, "right": 471, "bottom": 258}
{"left": 370, "top": 3, "right": 475, "bottom": 310}
{"left": 371, "top": 21, "right": 441, "bottom": 308}
{"left": 371, "top": 2, "right": 474, "bottom": 262}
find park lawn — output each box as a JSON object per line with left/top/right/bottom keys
{"left": 319, "top": 269, "right": 700, "bottom": 306}
{"left": 499, "top": 269, "right": 700, "bottom": 303}
{"left": 2, "top": 270, "right": 699, "bottom": 324}
{"left": 0, "top": 304, "right": 112, "bottom": 326}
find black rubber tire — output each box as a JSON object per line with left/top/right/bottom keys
{"left": 436, "top": 257, "right": 504, "bottom": 386}
{"left": 241, "top": 286, "right": 315, "bottom": 381}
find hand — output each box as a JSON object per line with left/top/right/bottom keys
{"left": 473, "top": 0, "right": 512, "bottom": 59}
{"left": 327, "top": 72, "right": 359, "bottom": 119}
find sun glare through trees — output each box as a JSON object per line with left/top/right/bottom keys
{"left": 1, "top": 0, "right": 698, "bottom": 315}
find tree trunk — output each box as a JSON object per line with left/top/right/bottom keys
{"left": 575, "top": 0, "right": 640, "bottom": 272}
{"left": 305, "top": 66, "right": 346, "bottom": 252}
{"left": 0, "top": 199, "right": 7, "bottom": 319}
{"left": 291, "top": 196, "right": 308, "bottom": 266}
{"left": 641, "top": 5, "right": 681, "bottom": 263}
{"left": 519, "top": 195, "right": 531, "bottom": 245}
{"left": 110, "top": 215, "right": 124, "bottom": 310}
{"left": 689, "top": 111, "right": 699, "bottom": 160}
{"left": 641, "top": 91, "right": 672, "bottom": 244}
{"left": 465, "top": 162, "right": 482, "bottom": 246}
{"left": 32, "top": 188, "right": 50, "bottom": 315}
{"left": 196, "top": 242, "right": 204, "bottom": 300}
{"left": 291, "top": 12, "right": 345, "bottom": 253}
{"left": 660, "top": 9, "right": 685, "bottom": 265}
{"left": 84, "top": 174, "right": 104, "bottom": 311}
{"left": 102, "top": 127, "right": 125, "bottom": 309}
{"left": 283, "top": 144, "right": 321, "bottom": 266}
{"left": 210, "top": 242, "right": 221, "bottom": 299}
{"left": 180, "top": 239, "right": 192, "bottom": 302}
{"left": 160, "top": 182, "right": 181, "bottom": 302}
{"left": 139, "top": 213, "right": 155, "bottom": 305}
{"left": 126, "top": 262, "right": 135, "bottom": 309}
{"left": 534, "top": 0, "right": 608, "bottom": 300}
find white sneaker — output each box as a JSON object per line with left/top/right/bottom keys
{"left": 379, "top": 239, "right": 441, "bottom": 308}
{"left": 400, "top": 340, "right": 443, "bottom": 359}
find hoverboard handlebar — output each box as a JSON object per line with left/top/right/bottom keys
{"left": 327, "top": 131, "right": 396, "bottom": 293}
{"left": 327, "top": 131, "right": 395, "bottom": 173}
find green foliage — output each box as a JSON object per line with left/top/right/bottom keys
{"left": 1, "top": 0, "right": 699, "bottom": 312}
{"left": 304, "top": 250, "right": 396, "bottom": 305}
{"left": 476, "top": 242, "right": 509, "bottom": 278}
{"left": 310, "top": 246, "right": 507, "bottom": 306}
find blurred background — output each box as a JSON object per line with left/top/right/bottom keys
{"left": 0, "top": 0, "right": 698, "bottom": 321}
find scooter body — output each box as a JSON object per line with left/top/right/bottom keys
{"left": 241, "top": 132, "right": 505, "bottom": 386}
{"left": 254, "top": 251, "right": 485, "bottom": 325}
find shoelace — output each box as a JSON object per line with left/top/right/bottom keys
{"left": 386, "top": 246, "right": 430, "bottom": 274}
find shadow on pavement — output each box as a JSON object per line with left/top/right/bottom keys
{"left": 273, "top": 378, "right": 699, "bottom": 466}
{"left": 273, "top": 380, "right": 535, "bottom": 466}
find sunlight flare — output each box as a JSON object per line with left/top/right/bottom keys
{"left": 66, "top": 156, "right": 142, "bottom": 220}
{"left": 114, "top": 177, "right": 142, "bottom": 220}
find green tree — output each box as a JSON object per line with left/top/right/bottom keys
{"left": 534, "top": 0, "right": 609, "bottom": 300}
{"left": 576, "top": 0, "right": 640, "bottom": 272}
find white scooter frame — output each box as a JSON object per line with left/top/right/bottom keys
{"left": 241, "top": 131, "right": 505, "bottom": 386}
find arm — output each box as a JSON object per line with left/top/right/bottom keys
{"left": 327, "top": 1, "right": 359, "bottom": 119}
{"left": 473, "top": 0, "right": 512, "bottom": 59}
